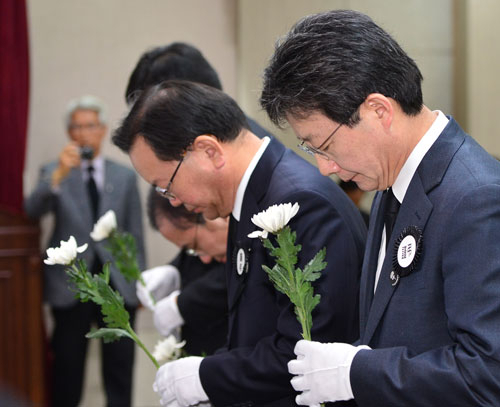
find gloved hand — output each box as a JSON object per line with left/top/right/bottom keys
{"left": 153, "top": 356, "right": 208, "bottom": 406}
{"left": 288, "top": 340, "right": 370, "bottom": 405}
{"left": 136, "top": 265, "right": 181, "bottom": 310}
{"left": 154, "top": 291, "right": 184, "bottom": 336}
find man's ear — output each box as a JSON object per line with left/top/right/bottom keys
{"left": 192, "top": 135, "right": 225, "bottom": 169}
{"left": 362, "top": 93, "right": 393, "bottom": 129}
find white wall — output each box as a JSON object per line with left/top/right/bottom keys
{"left": 464, "top": 0, "right": 500, "bottom": 157}
{"left": 237, "top": 0, "right": 454, "bottom": 148}
{"left": 25, "top": 0, "right": 237, "bottom": 267}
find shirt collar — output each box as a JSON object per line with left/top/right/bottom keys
{"left": 392, "top": 111, "right": 448, "bottom": 203}
{"left": 232, "top": 137, "right": 271, "bottom": 221}
{"left": 81, "top": 154, "right": 105, "bottom": 190}
{"left": 81, "top": 154, "right": 104, "bottom": 172}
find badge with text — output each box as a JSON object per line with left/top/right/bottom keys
{"left": 233, "top": 246, "right": 250, "bottom": 276}
{"left": 390, "top": 225, "right": 423, "bottom": 286}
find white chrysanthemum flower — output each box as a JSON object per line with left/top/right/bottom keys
{"left": 44, "top": 236, "right": 88, "bottom": 265}
{"left": 153, "top": 335, "right": 186, "bottom": 364}
{"left": 90, "top": 210, "right": 117, "bottom": 241}
{"left": 248, "top": 202, "right": 300, "bottom": 239}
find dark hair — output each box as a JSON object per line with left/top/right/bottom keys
{"left": 113, "top": 80, "right": 249, "bottom": 160}
{"left": 126, "top": 42, "right": 222, "bottom": 104}
{"left": 261, "top": 9, "right": 423, "bottom": 128}
{"left": 147, "top": 186, "right": 204, "bottom": 231}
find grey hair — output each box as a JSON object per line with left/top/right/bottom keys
{"left": 64, "top": 95, "right": 107, "bottom": 128}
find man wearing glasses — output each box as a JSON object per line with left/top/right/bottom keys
{"left": 24, "top": 95, "right": 145, "bottom": 407}
{"left": 113, "top": 80, "right": 366, "bottom": 406}
{"left": 261, "top": 9, "right": 500, "bottom": 406}
{"left": 136, "top": 187, "right": 229, "bottom": 356}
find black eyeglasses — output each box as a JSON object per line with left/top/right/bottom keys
{"left": 68, "top": 122, "right": 102, "bottom": 132}
{"left": 155, "top": 156, "right": 184, "bottom": 200}
{"left": 297, "top": 122, "right": 343, "bottom": 159}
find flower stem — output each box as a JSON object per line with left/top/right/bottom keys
{"left": 126, "top": 322, "right": 159, "bottom": 369}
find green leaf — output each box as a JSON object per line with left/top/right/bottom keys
{"left": 64, "top": 256, "right": 159, "bottom": 369}
{"left": 302, "top": 247, "right": 327, "bottom": 282}
{"left": 258, "top": 226, "right": 327, "bottom": 341}
{"left": 106, "top": 230, "right": 141, "bottom": 283}
{"left": 262, "top": 264, "right": 292, "bottom": 295}
{"left": 95, "top": 277, "right": 130, "bottom": 328}
{"left": 86, "top": 327, "right": 133, "bottom": 344}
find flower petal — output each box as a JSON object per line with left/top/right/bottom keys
{"left": 77, "top": 243, "right": 88, "bottom": 253}
{"left": 248, "top": 230, "right": 265, "bottom": 239}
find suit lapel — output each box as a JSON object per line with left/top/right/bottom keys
{"left": 226, "top": 138, "right": 285, "bottom": 313}
{"left": 362, "top": 174, "right": 432, "bottom": 344}
{"left": 361, "top": 117, "right": 465, "bottom": 344}
{"left": 65, "top": 167, "right": 94, "bottom": 229}
{"left": 99, "top": 160, "right": 117, "bottom": 219}
{"left": 359, "top": 191, "right": 386, "bottom": 334}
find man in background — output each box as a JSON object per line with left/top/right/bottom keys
{"left": 24, "top": 95, "right": 145, "bottom": 407}
{"left": 125, "top": 41, "right": 272, "bottom": 140}
{"left": 137, "top": 187, "right": 228, "bottom": 356}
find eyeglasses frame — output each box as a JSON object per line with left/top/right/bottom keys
{"left": 297, "top": 122, "right": 343, "bottom": 159}
{"left": 155, "top": 155, "right": 185, "bottom": 200}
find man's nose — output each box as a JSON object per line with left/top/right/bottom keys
{"left": 315, "top": 155, "right": 340, "bottom": 177}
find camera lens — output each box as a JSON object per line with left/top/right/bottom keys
{"left": 80, "top": 146, "right": 94, "bottom": 160}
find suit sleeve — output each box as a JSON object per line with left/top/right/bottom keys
{"left": 351, "top": 184, "right": 500, "bottom": 406}
{"left": 24, "top": 164, "right": 57, "bottom": 218}
{"left": 177, "top": 261, "right": 228, "bottom": 333}
{"left": 200, "top": 191, "right": 365, "bottom": 405}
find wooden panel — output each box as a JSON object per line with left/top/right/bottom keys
{"left": 0, "top": 207, "right": 46, "bottom": 406}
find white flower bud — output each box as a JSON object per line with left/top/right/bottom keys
{"left": 90, "top": 210, "right": 117, "bottom": 241}
{"left": 44, "top": 236, "right": 88, "bottom": 265}
{"left": 248, "top": 202, "right": 300, "bottom": 238}
{"left": 153, "top": 335, "right": 186, "bottom": 364}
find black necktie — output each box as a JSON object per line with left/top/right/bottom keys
{"left": 384, "top": 187, "right": 400, "bottom": 251}
{"left": 87, "top": 165, "right": 99, "bottom": 222}
{"left": 87, "top": 165, "right": 102, "bottom": 275}
{"left": 229, "top": 214, "right": 238, "bottom": 245}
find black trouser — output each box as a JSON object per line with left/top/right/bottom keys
{"left": 51, "top": 301, "right": 136, "bottom": 407}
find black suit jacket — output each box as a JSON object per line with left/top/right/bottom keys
{"left": 171, "top": 251, "right": 228, "bottom": 356}
{"left": 200, "top": 137, "right": 367, "bottom": 406}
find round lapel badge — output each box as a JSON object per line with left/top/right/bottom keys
{"left": 236, "top": 248, "right": 248, "bottom": 275}
{"left": 391, "top": 225, "right": 423, "bottom": 283}
{"left": 397, "top": 234, "right": 417, "bottom": 269}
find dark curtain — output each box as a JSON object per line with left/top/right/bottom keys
{"left": 0, "top": 0, "right": 29, "bottom": 214}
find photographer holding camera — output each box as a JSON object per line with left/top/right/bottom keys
{"left": 24, "top": 95, "right": 145, "bottom": 407}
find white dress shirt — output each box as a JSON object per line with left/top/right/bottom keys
{"left": 232, "top": 136, "right": 270, "bottom": 221}
{"left": 374, "top": 111, "right": 449, "bottom": 292}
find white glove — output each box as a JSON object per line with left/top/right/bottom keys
{"left": 154, "top": 291, "right": 185, "bottom": 336}
{"left": 153, "top": 356, "right": 208, "bottom": 406}
{"left": 136, "top": 265, "right": 181, "bottom": 310}
{"left": 288, "top": 340, "right": 370, "bottom": 405}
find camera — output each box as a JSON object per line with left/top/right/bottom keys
{"left": 80, "top": 146, "right": 94, "bottom": 160}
